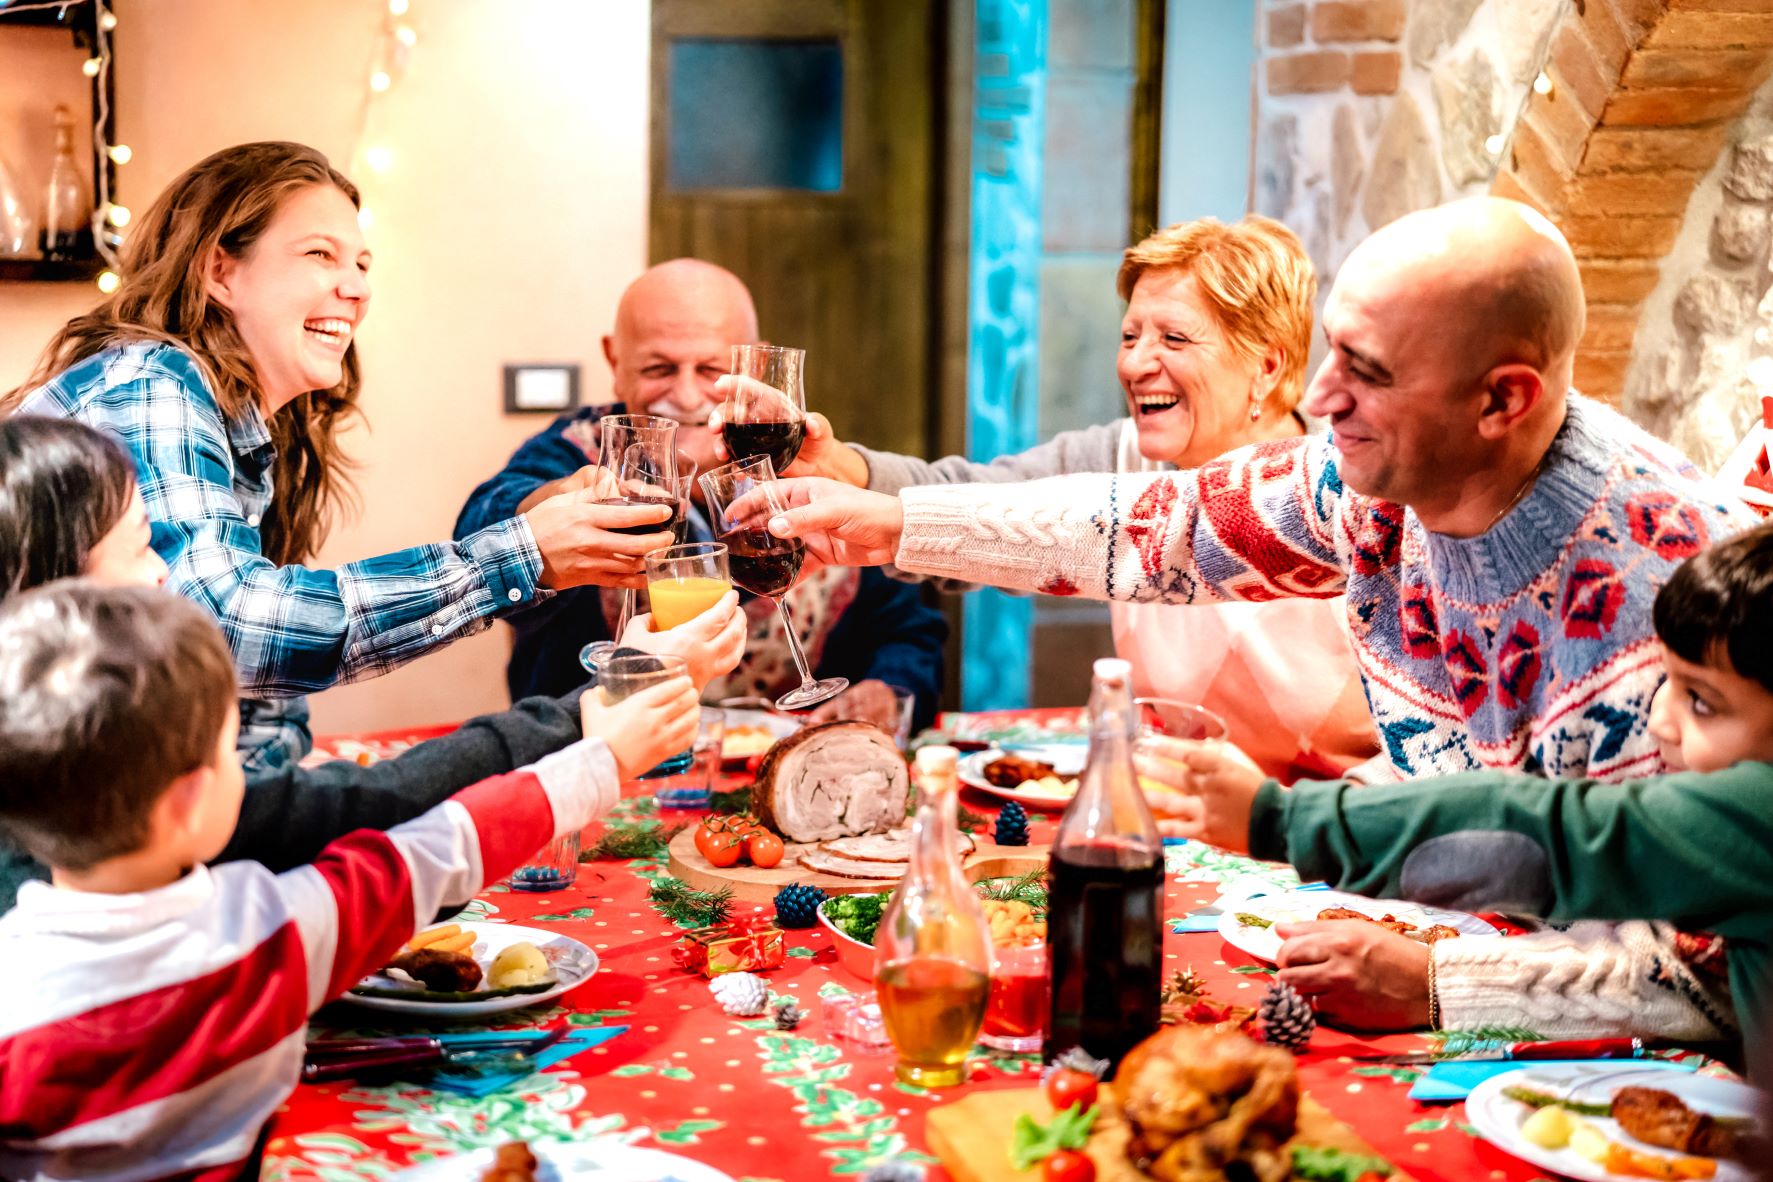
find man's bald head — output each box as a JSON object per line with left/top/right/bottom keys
{"left": 602, "top": 258, "right": 759, "bottom": 470}
{"left": 1344, "top": 197, "right": 1585, "bottom": 388}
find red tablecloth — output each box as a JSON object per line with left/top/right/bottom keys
{"left": 264, "top": 710, "right": 1697, "bottom": 1181}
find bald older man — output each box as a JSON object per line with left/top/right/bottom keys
{"left": 455, "top": 260, "right": 946, "bottom": 727}
{"left": 763, "top": 199, "right": 1753, "bottom": 1040}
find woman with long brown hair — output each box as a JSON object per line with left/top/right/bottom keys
{"left": 5, "top": 142, "right": 680, "bottom": 770}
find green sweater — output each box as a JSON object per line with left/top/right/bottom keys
{"left": 1250, "top": 762, "right": 1773, "bottom": 1074}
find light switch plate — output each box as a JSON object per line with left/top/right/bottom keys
{"left": 503, "top": 363, "right": 581, "bottom": 414}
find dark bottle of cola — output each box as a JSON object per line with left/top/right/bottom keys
{"left": 1044, "top": 657, "right": 1164, "bottom": 1070}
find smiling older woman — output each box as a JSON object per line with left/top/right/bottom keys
{"left": 3, "top": 142, "right": 700, "bottom": 769}
{"left": 725, "top": 215, "right": 1378, "bottom": 782}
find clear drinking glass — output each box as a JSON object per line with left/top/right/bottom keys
{"left": 697, "top": 454, "right": 847, "bottom": 711}
{"left": 592, "top": 653, "right": 695, "bottom": 777}
{"left": 654, "top": 707, "right": 727, "bottom": 810}
{"left": 644, "top": 542, "right": 732, "bottom": 631}
{"left": 509, "top": 829, "right": 582, "bottom": 892}
{"left": 724, "top": 345, "right": 807, "bottom": 473}
{"left": 1134, "top": 698, "right": 1228, "bottom": 744}
{"left": 979, "top": 940, "right": 1049, "bottom": 1052}
{"left": 598, "top": 415, "right": 680, "bottom": 639}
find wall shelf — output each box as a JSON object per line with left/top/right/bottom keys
{"left": 0, "top": 255, "right": 103, "bottom": 283}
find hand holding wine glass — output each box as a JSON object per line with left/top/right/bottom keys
{"left": 524, "top": 486, "right": 673, "bottom": 590}
{"left": 698, "top": 455, "right": 848, "bottom": 711}
{"left": 747, "top": 477, "right": 907, "bottom": 573}
{"left": 599, "top": 414, "right": 681, "bottom": 635}
{"left": 721, "top": 346, "right": 809, "bottom": 474}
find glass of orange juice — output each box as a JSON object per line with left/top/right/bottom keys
{"left": 644, "top": 542, "right": 732, "bottom": 631}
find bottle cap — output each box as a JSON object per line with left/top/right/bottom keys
{"left": 1093, "top": 657, "right": 1131, "bottom": 682}
{"left": 914, "top": 745, "right": 958, "bottom": 772}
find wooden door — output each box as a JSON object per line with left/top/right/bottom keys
{"left": 649, "top": 0, "right": 942, "bottom": 459}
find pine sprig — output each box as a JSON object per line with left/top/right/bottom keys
{"left": 1428, "top": 1026, "right": 1544, "bottom": 1057}
{"left": 956, "top": 806, "right": 989, "bottom": 834}
{"left": 974, "top": 868, "right": 1048, "bottom": 919}
{"left": 581, "top": 821, "right": 686, "bottom": 861}
{"left": 707, "top": 787, "right": 754, "bottom": 815}
{"left": 647, "top": 876, "right": 735, "bottom": 928}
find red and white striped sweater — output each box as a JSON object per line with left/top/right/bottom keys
{"left": 0, "top": 738, "right": 618, "bottom": 1182}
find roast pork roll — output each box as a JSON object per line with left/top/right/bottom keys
{"left": 752, "top": 721, "right": 911, "bottom": 843}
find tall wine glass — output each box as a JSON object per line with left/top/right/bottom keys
{"left": 599, "top": 415, "right": 679, "bottom": 639}
{"left": 723, "top": 345, "right": 807, "bottom": 473}
{"left": 698, "top": 454, "right": 847, "bottom": 711}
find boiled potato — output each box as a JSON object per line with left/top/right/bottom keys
{"left": 1568, "top": 1119, "right": 1611, "bottom": 1165}
{"left": 488, "top": 941, "right": 552, "bottom": 989}
{"left": 1521, "top": 1105, "right": 1573, "bottom": 1150}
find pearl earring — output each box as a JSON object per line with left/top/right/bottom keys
{"left": 1249, "top": 401, "right": 1262, "bottom": 422}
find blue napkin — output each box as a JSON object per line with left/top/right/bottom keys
{"left": 427, "top": 1026, "right": 628, "bottom": 1097}
{"left": 1407, "top": 1056, "right": 1691, "bottom": 1103}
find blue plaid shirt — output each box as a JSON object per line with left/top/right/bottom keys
{"left": 21, "top": 342, "right": 546, "bottom": 769}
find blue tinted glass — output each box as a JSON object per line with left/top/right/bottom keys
{"left": 668, "top": 38, "right": 843, "bottom": 192}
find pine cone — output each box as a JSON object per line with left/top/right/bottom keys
{"left": 774, "top": 999, "right": 805, "bottom": 1030}
{"left": 773, "top": 883, "right": 828, "bottom": 929}
{"left": 1257, "top": 979, "right": 1316, "bottom": 1052}
{"left": 709, "top": 971, "right": 769, "bottom": 1016}
{"left": 993, "top": 801, "right": 1030, "bottom": 846}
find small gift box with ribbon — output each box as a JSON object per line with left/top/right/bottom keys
{"left": 672, "top": 914, "right": 786, "bottom": 977}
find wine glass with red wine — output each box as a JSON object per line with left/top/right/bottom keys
{"left": 598, "top": 414, "right": 679, "bottom": 637}
{"left": 697, "top": 454, "right": 847, "bottom": 712}
{"left": 724, "top": 345, "right": 807, "bottom": 473}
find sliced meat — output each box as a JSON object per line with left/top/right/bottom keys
{"left": 821, "top": 827, "right": 975, "bottom": 863}
{"left": 752, "top": 722, "right": 911, "bottom": 843}
{"left": 798, "top": 850, "right": 910, "bottom": 880}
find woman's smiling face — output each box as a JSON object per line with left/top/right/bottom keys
{"left": 207, "top": 182, "right": 371, "bottom": 412}
{"left": 1117, "top": 268, "right": 1265, "bottom": 467}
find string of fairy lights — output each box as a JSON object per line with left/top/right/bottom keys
{"left": 0, "top": 0, "right": 418, "bottom": 290}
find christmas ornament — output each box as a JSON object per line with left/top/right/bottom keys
{"left": 773, "top": 882, "right": 828, "bottom": 929}
{"left": 993, "top": 800, "right": 1030, "bottom": 846}
{"left": 709, "top": 971, "right": 768, "bottom": 1016}
{"left": 1257, "top": 979, "right": 1316, "bottom": 1052}
{"left": 773, "top": 999, "right": 805, "bottom": 1030}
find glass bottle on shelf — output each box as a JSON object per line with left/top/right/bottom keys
{"left": 42, "top": 105, "right": 89, "bottom": 262}
{"left": 1045, "top": 657, "right": 1164, "bottom": 1070}
{"left": 873, "top": 745, "right": 992, "bottom": 1088}
{"left": 0, "top": 150, "right": 35, "bottom": 258}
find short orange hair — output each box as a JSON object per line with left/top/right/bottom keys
{"left": 1116, "top": 215, "right": 1316, "bottom": 412}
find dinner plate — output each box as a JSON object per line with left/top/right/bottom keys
{"left": 345, "top": 921, "right": 598, "bottom": 1017}
{"left": 1216, "top": 888, "right": 1499, "bottom": 964}
{"left": 956, "top": 744, "right": 1087, "bottom": 810}
{"left": 719, "top": 707, "right": 799, "bottom": 768}
{"left": 1467, "top": 1065, "right": 1759, "bottom": 1182}
{"left": 387, "top": 1142, "right": 736, "bottom": 1181}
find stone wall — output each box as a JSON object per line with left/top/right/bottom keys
{"left": 1256, "top": 0, "right": 1558, "bottom": 297}
{"left": 1624, "top": 72, "right": 1773, "bottom": 470}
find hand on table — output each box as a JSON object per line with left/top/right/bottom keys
{"left": 526, "top": 486, "right": 675, "bottom": 591}
{"left": 709, "top": 385, "right": 870, "bottom": 487}
{"left": 1274, "top": 921, "right": 1433, "bottom": 1031}
{"left": 620, "top": 590, "right": 746, "bottom": 690}
{"left": 806, "top": 679, "right": 902, "bottom": 730}
{"left": 580, "top": 675, "right": 701, "bottom": 780}
{"left": 1133, "top": 736, "right": 1267, "bottom": 852}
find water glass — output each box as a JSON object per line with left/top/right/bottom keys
{"left": 654, "top": 707, "right": 726, "bottom": 810}
{"left": 509, "top": 829, "right": 582, "bottom": 893}
{"left": 594, "top": 653, "right": 695, "bottom": 777}
{"left": 979, "top": 941, "right": 1048, "bottom": 1052}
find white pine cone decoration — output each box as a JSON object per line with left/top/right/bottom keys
{"left": 1258, "top": 979, "right": 1316, "bottom": 1052}
{"left": 709, "top": 971, "right": 768, "bottom": 1016}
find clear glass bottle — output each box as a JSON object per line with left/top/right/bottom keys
{"left": 1045, "top": 657, "right": 1164, "bottom": 1069}
{"left": 0, "top": 150, "right": 36, "bottom": 258}
{"left": 873, "top": 745, "right": 992, "bottom": 1088}
{"left": 42, "top": 105, "right": 88, "bottom": 262}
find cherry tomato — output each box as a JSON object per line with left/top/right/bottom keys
{"left": 1044, "top": 1068, "right": 1099, "bottom": 1114}
{"left": 1043, "top": 1149, "right": 1095, "bottom": 1182}
{"left": 745, "top": 831, "right": 786, "bottom": 869}
{"left": 694, "top": 821, "right": 744, "bottom": 868}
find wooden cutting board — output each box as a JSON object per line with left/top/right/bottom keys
{"left": 926, "top": 1086, "right": 1408, "bottom": 1182}
{"left": 665, "top": 828, "right": 1049, "bottom": 903}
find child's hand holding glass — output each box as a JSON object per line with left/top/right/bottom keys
{"left": 1134, "top": 735, "right": 1269, "bottom": 851}
{"left": 619, "top": 589, "right": 746, "bottom": 691}
{"left": 580, "top": 673, "right": 700, "bottom": 781}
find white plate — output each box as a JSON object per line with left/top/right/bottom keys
{"left": 1217, "top": 889, "right": 1499, "bottom": 963}
{"left": 957, "top": 744, "right": 1087, "bottom": 810}
{"left": 1467, "top": 1065, "right": 1758, "bottom": 1182}
{"left": 387, "top": 1142, "right": 736, "bottom": 1181}
{"left": 719, "top": 708, "right": 799, "bottom": 767}
{"left": 345, "top": 922, "right": 598, "bottom": 1017}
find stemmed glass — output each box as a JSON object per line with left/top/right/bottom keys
{"left": 599, "top": 414, "right": 680, "bottom": 639}
{"left": 723, "top": 345, "right": 807, "bottom": 473}
{"left": 698, "top": 454, "right": 847, "bottom": 711}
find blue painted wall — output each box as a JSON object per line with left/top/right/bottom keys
{"left": 1160, "top": 0, "right": 1257, "bottom": 225}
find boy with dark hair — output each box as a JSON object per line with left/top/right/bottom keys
{"left": 0, "top": 582, "right": 697, "bottom": 1182}
{"left": 1148, "top": 520, "right": 1773, "bottom": 1070}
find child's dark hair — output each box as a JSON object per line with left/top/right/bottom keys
{"left": 0, "top": 415, "right": 138, "bottom": 597}
{"left": 1653, "top": 519, "right": 1773, "bottom": 692}
{"left": 0, "top": 582, "right": 237, "bottom": 871}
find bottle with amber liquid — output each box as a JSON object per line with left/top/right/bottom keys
{"left": 41, "top": 105, "right": 89, "bottom": 263}
{"left": 1045, "top": 657, "right": 1163, "bottom": 1070}
{"left": 874, "top": 745, "right": 992, "bottom": 1088}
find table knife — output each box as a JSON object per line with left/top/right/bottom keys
{"left": 1353, "top": 1037, "right": 1645, "bottom": 1065}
